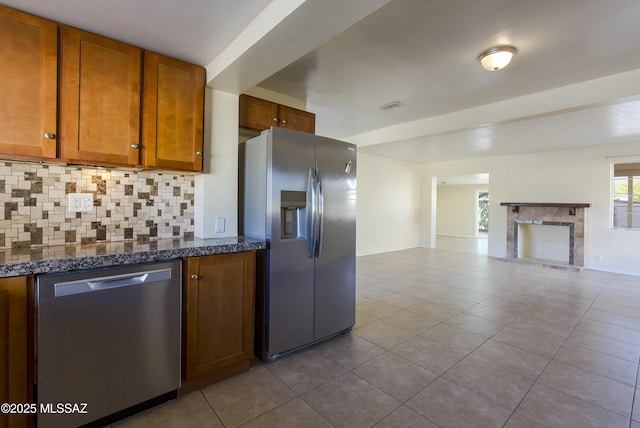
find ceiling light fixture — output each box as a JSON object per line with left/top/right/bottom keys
{"left": 478, "top": 45, "right": 517, "bottom": 71}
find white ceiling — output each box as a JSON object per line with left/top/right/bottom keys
{"left": 5, "top": 0, "right": 640, "bottom": 163}
{"left": 2, "top": 0, "right": 274, "bottom": 65}
{"left": 262, "top": 0, "right": 640, "bottom": 136}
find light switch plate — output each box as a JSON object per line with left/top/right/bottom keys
{"left": 68, "top": 193, "right": 93, "bottom": 213}
{"left": 215, "top": 217, "right": 225, "bottom": 233}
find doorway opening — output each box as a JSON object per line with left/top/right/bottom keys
{"left": 434, "top": 173, "right": 490, "bottom": 255}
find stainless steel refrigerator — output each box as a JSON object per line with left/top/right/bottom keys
{"left": 240, "top": 126, "right": 356, "bottom": 362}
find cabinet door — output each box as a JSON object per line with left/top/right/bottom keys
{"left": 278, "top": 105, "right": 316, "bottom": 134}
{"left": 60, "top": 26, "right": 142, "bottom": 166}
{"left": 0, "top": 5, "right": 57, "bottom": 160}
{"left": 142, "top": 52, "right": 205, "bottom": 172}
{"left": 239, "top": 94, "right": 278, "bottom": 131}
{"left": 183, "top": 252, "right": 255, "bottom": 380}
{"left": 0, "top": 276, "right": 30, "bottom": 428}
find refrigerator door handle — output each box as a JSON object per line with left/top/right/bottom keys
{"left": 315, "top": 168, "right": 324, "bottom": 258}
{"left": 307, "top": 168, "right": 316, "bottom": 258}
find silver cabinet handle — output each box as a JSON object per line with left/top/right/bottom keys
{"left": 272, "top": 118, "right": 278, "bottom": 122}
{"left": 196, "top": 151, "right": 203, "bottom": 156}
{"left": 131, "top": 144, "right": 140, "bottom": 149}
{"left": 191, "top": 274, "right": 199, "bottom": 280}
{"left": 44, "top": 133, "right": 56, "bottom": 139}
{"left": 281, "top": 119, "right": 287, "bottom": 124}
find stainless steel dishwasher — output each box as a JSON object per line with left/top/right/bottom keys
{"left": 36, "top": 260, "right": 181, "bottom": 428}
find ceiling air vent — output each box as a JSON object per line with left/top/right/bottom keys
{"left": 378, "top": 101, "right": 405, "bottom": 112}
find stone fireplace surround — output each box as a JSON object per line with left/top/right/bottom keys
{"left": 500, "top": 202, "right": 590, "bottom": 269}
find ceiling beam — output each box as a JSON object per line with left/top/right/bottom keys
{"left": 205, "top": 0, "right": 392, "bottom": 94}
{"left": 345, "top": 68, "right": 640, "bottom": 147}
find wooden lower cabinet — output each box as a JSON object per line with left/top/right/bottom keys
{"left": 181, "top": 252, "right": 255, "bottom": 392}
{"left": 0, "top": 276, "right": 32, "bottom": 428}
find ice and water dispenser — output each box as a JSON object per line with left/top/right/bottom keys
{"left": 280, "top": 190, "right": 307, "bottom": 239}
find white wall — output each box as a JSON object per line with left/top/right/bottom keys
{"left": 193, "top": 92, "right": 423, "bottom": 257}
{"left": 244, "top": 86, "right": 307, "bottom": 110}
{"left": 194, "top": 89, "right": 239, "bottom": 238}
{"left": 356, "top": 152, "right": 420, "bottom": 256}
{"left": 420, "top": 141, "right": 640, "bottom": 275}
{"left": 192, "top": 88, "right": 640, "bottom": 275}
{"left": 436, "top": 184, "right": 487, "bottom": 237}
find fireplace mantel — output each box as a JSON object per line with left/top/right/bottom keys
{"left": 502, "top": 203, "right": 589, "bottom": 269}
{"left": 499, "top": 203, "right": 591, "bottom": 208}
{"left": 500, "top": 202, "right": 590, "bottom": 215}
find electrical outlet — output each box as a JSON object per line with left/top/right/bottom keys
{"left": 68, "top": 193, "right": 93, "bottom": 213}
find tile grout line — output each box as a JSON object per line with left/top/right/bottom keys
{"left": 361, "top": 254, "right": 639, "bottom": 426}
{"left": 358, "top": 268, "right": 549, "bottom": 425}
{"left": 369, "top": 288, "right": 532, "bottom": 426}
{"left": 631, "top": 361, "right": 639, "bottom": 428}
{"left": 502, "top": 271, "right": 636, "bottom": 425}
{"left": 195, "top": 389, "right": 226, "bottom": 427}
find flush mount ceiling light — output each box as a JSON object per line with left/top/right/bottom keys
{"left": 478, "top": 45, "right": 517, "bottom": 71}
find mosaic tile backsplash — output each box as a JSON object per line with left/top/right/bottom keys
{"left": 0, "top": 162, "right": 195, "bottom": 250}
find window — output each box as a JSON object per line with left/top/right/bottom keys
{"left": 476, "top": 191, "right": 489, "bottom": 236}
{"left": 613, "top": 162, "right": 640, "bottom": 229}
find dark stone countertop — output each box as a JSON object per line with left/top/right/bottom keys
{"left": 0, "top": 237, "right": 266, "bottom": 278}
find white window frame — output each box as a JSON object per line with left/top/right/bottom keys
{"left": 611, "top": 161, "right": 640, "bottom": 230}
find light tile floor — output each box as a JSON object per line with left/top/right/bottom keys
{"left": 115, "top": 237, "right": 640, "bottom": 427}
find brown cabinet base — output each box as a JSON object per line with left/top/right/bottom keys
{"left": 179, "top": 360, "right": 250, "bottom": 395}
{"left": 0, "top": 276, "right": 33, "bottom": 428}
{"left": 181, "top": 252, "right": 255, "bottom": 391}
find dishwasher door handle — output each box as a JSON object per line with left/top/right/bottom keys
{"left": 88, "top": 273, "right": 148, "bottom": 291}
{"left": 53, "top": 268, "right": 173, "bottom": 297}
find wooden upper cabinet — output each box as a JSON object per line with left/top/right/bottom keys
{"left": 142, "top": 52, "right": 205, "bottom": 172}
{"left": 0, "top": 276, "right": 30, "bottom": 428}
{"left": 278, "top": 105, "right": 316, "bottom": 134}
{"left": 239, "top": 95, "right": 279, "bottom": 131}
{"left": 239, "top": 94, "right": 315, "bottom": 134}
{"left": 0, "top": 5, "right": 57, "bottom": 160}
{"left": 60, "top": 26, "right": 142, "bottom": 166}
{"left": 1, "top": 5, "right": 206, "bottom": 171}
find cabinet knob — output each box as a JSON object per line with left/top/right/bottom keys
{"left": 272, "top": 118, "right": 279, "bottom": 122}
{"left": 131, "top": 144, "right": 140, "bottom": 149}
{"left": 191, "top": 274, "right": 199, "bottom": 280}
{"left": 280, "top": 119, "right": 287, "bottom": 124}
{"left": 44, "top": 133, "right": 56, "bottom": 139}
{"left": 196, "top": 151, "right": 203, "bottom": 156}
